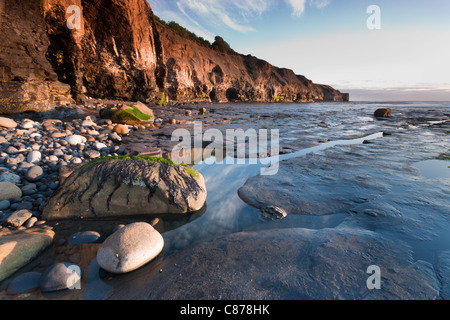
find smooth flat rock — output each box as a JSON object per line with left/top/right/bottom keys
{"left": 238, "top": 151, "right": 390, "bottom": 216}
{"left": 97, "top": 222, "right": 164, "bottom": 274}
{"left": 137, "top": 228, "right": 439, "bottom": 300}
{"left": 0, "top": 226, "right": 55, "bottom": 282}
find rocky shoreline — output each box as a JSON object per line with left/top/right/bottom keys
{"left": 0, "top": 98, "right": 285, "bottom": 297}
{"left": 0, "top": 100, "right": 215, "bottom": 294}
{"left": 0, "top": 101, "right": 449, "bottom": 300}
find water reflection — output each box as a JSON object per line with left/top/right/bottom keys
{"left": 162, "top": 132, "right": 385, "bottom": 257}
{"left": 413, "top": 160, "right": 450, "bottom": 179}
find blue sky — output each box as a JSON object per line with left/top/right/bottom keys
{"left": 148, "top": 0, "right": 450, "bottom": 101}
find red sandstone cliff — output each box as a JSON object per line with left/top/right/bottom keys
{"left": 0, "top": 0, "right": 348, "bottom": 114}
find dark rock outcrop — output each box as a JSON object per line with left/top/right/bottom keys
{"left": 374, "top": 108, "right": 393, "bottom": 118}
{"left": 0, "top": 0, "right": 349, "bottom": 115}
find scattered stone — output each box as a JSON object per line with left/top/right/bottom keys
{"left": 24, "top": 217, "right": 38, "bottom": 228}
{"left": 374, "top": 108, "right": 393, "bottom": 118}
{"left": 260, "top": 206, "right": 288, "bottom": 220}
{"left": 53, "top": 149, "right": 64, "bottom": 157}
{"left": 108, "top": 132, "right": 122, "bottom": 142}
{"left": 39, "top": 262, "right": 84, "bottom": 293}
{"left": 0, "top": 200, "right": 11, "bottom": 210}
{"left": 113, "top": 124, "right": 129, "bottom": 136}
{"left": 84, "top": 150, "right": 101, "bottom": 159}
{"left": 97, "top": 222, "right": 164, "bottom": 274}
{"left": 50, "top": 132, "right": 67, "bottom": 138}
{"left": 94, "top": 142, "right": 108, "bottom": 151}
{"left": 72, "top": 157, "right": 83, "bottom": 164}
{"left": 21, "top": 184, "right": 37, "bottom": 196}
{"left": 68, "top": 231, "right": 101, "bottom": 245}
{"left": 5, "top": 146, "right": 19, "bottom": 154}
{"left": 87, "top": 129, "right": 99, "bottom": 136}
{"left": 25, "top": 166, "right": 44, "bottom": 182}
{"left": 6, "top": 272, "right": 42, "bottom": 295}
{"left": 81, "top": 116, "right": 96, "bottom": 127}
{"left": 48, "top": 155, "right": 59, "bottom": 162}
{"left": 27, "top": 151, "right": 41, "bottom": 164}
{"left": 65, "top": 135, "right": 85, "bottom": 146}
{"left": 21, "top": 121, "right": 35, "bottom": 129}
{"left": 0, "top": 117, "right": 18, "bottom": 129}
{"left": 5, "top": 210, "right": 33, "bottom": 228}
{"left": 0, "top": 182, "right": 22, "bottom": 201}
{"left": 16, "top": 201, "right": 33, "bottom": 211}
{"left": 0, "top": 172, "right": 21, "bottom": 185}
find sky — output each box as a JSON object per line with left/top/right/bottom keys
{"left": 148, "top": 0, "right": 450, "bottom": 101}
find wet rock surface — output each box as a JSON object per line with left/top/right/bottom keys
{"left": 140, "top": 228, "right": 439, "bottom": 300}
{"left": 0, "top": 101, "right": 449, "bottom": 300}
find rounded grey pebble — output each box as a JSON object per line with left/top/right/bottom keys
{"left": 39, "top": 262, "right": 84, "bottom": 293}
{"left": 25, "top": 166, "right": 44, "bottom": 182}
{"left": 0, "top": 199, "right": 10, "bottom": 210}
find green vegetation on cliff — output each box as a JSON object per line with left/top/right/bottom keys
{"left": 154, "top": 16, "right": 235, "bottom": 54}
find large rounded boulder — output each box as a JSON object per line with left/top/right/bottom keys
{"left": 42, "top": 156, "right": 207, "bottom": 220}
{"left": 97, "top": 222, "right": 164, "bottom": 274}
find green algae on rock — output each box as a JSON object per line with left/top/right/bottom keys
{"left": 111, "top": 103, "right": 155, "bottom": 126}
{"left": 42, "top": 156, "right": 207, "bottom": 220}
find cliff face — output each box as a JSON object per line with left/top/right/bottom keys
{"left": 0, "top": 0, "right": 348, "bottom": 114}
{"left": 157, "top": 25, "right": 348, "bottom": 104}
{"left": 0, "top": 0, "right": 73, "bottom": 114}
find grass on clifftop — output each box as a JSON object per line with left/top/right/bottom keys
{"left": 154, "top": 16, "right": 236, "bottom": 54}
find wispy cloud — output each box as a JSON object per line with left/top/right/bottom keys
{"left": 286, "top": 0, "right": 306, "bottom": 16}
{"left": 176, "top": 0, "right": 259, "bottom": 33}
{"left": 285, "top": 0, "right": 330, "bottom": 17}
{"left": 309, "top": 0, "right": 330, "bottom": 10}
{"left": 149, "top": 0, "right": 331, "bottom": 35}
